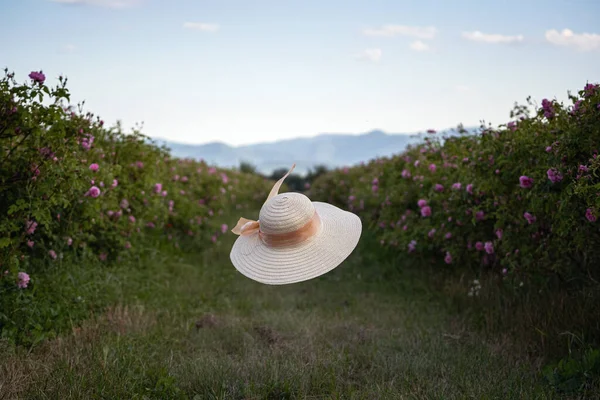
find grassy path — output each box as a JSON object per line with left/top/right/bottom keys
{"left": 1, "top": 230, "right": 558, "bottom": 399}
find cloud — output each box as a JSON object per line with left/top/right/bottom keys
{"left": 409, "top": 40, "right": 430, "bottom": 52}
{"left": 50, "top": 0, "right": 141, "bottom": 8}
{"left": 183, "top": 22, "right": 220, "bottom": 32}
{"left": 545, "top": 29, "right": 600, "bottom": 52}
{"left": 356, "top": 48, "right": 382, "bottom": 63}
{"left": 362, "top": 25, "right": 437, "bottom": 39}
{"left": 462, "top": 31, "right": 524, "bottom": 44}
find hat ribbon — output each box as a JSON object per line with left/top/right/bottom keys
{"left": 231, "top": 163, "right": 296, "bottom": 237}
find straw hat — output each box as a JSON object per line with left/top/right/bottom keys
{"left": 230, "top": 164, "right": 362, "bottom": 285}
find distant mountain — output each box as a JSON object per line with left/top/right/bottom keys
{"left": 151, "top": 128, "right": 477, "bottom": 176}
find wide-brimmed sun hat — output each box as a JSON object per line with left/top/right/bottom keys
{"left": 230, "top": 164, "right": 362, "bottom": 285}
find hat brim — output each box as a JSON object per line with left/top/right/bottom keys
{"left": 229, "top": 202, "right": 362, "bottom": 285}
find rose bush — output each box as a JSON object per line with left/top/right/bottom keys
{"left": 0, "top": 69, "right": 271, "bottom": 344}
{"left": 309, "top": 83, "right": 600, "bottom": 286}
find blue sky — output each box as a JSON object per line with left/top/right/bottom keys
{"left": 2, "top": 0, "right": 599, "bottom": 146}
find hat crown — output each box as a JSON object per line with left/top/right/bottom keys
{"left": 259, "top": 192, "right": 315, "bottom": 235}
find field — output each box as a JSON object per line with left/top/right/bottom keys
{"left": 1, "top": 70, "right": 600, "bottom": 399}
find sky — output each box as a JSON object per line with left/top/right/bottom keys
{"left": 1, "top": 0, "right": 599, "bottom": 146}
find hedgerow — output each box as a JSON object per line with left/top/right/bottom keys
{"left": 309, "top": 82, "right": 600, "bottom": 285}
{"left": 0, "top": 69, "right": 271, "bottom": 344}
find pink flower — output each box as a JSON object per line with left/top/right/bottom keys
{"left": 519, "top": 176, "right": 533, "bottom": 188}
{"left": 524, "top": 212, "right": 536, "bottom": 224}
{"left": 429, "top": 164, "right": 436, "bottom": 173}
{"left": 29, "top": 71, "right": 45, "bottom": 84}
{"left": 87, "top": 186, "right": 101, "bottom": 198}
{"left": 475, "top": 211, "right": 485, "bottom": 222}
{"left": 25, "top": 220, "right": 38, "bottom": 235}
{"left": 17, "top": 272, "right": 30, "bottom": 289}
{"left": 466, "top": 184, "right": 473, "bottom": 195}
{"left": 445, "top": 232, "right": 452, "bottom": 239}
{"left": 434, "top": 184, "right": 444, "bottom": 192}
{"left": 547, "top": 168, "right": 563, "bottom": 183}
{"left": 67, "top": 237, "right": 73, "bottom": 246}
{"left": 452, "top": 182, "right": 462, "bottom": 190}
{"left": 125, "top": 242, "right": 132, "bottom": 249}
{"left": 129, "top": 215, "right": 136, "bottom": 223}
{"left": 585, "top": 208, "right": 597, "bottom": 222}
{"left": 154, "top": 183, "right": 162, "bottom": 193}
{"left": 417, "top": 199, "right": 427, "bottom": 208}
{"left": 495, "top": 229, "right": 503, "bottom": 240}
{"left": 428, "top": 228, "right": 436, "bottom": 238}
{"left": 444, "top": 252, "right": 452, "bottom": 264}
{"left": 221, "top": 224, "right": 228, "bottom": 234}
{"left": 211, "top": 235, "right": 217, "bottom": 243}
{"left": 401, "top": 169, "right": 411, "bottom": 178}
{"left": 408, "top": 240, "right": 417, "bottom": 253}
{"left": 89, "top": 163, "right": 99, "bottom": 172}
{"left": 27, "top": 240, "right": 34, "bottom": 248}
{"left": 49, "top": 250, "right": 57, "bottom": 260}
{"left": 371, "top": 185, "right": 378, "bottom": 193}
{"left": 484, "top": 241, "right": 494, "bottom": 254}
{"left": 112, "top": 179, "right": 119, "bottom": 188}
{"left": 475, "top": 242, "right": 484, "bottom": 251}
{"left": 421, "top": 206, "right": 432, "bottom": 217}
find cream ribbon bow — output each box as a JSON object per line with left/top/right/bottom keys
{"left": 231, "top": 163, "right": 296, "bottom": 236}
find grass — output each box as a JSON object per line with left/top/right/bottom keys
{"left": 0, "top": 219, "right": 596, "bottom": 399}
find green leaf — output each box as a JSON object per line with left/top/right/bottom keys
{"left": 0, "top": 237, "right": 11, "bottom": 249}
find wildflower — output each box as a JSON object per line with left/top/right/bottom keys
{"left": 434, "top": 184, "right": 444, "bottom": 192}
{"left": 475, "top": 242, "right": 484, "bottom": 251}
{"left": 429, "top": 164, "right": 436, "bottom": 173}
{"left": 495, "top": 229, "right": 503, "bottom": 240}
{"left": 17, "top": 272, "right": 30, "bottom": 288}
{"left": 466, "top": 184, "right": 473, "bottom": 195}
{"left": 89, "top": 163, "right": 99, "bottom": 172}
{"left": 27, "top": 240, "right": 34, "bottom": 248}
{"left": 154, "top": 183, "right": 162, "bottom": 193}
{"left": 475, "top": 211, "right": 485, "bottom": 221}
{"left": 445, "top": 232, "right": 452, "bottom": 239}
{"left": 452, "top": 182, "right": 462, "bottom": 190}
{"left": 112, "top": 179, "right": 118, "bottom": 188}
{"left": 428, "top": 228, "right": 436, "bottom": 238}
{"left": 67, "top": 237, "right": 73, "bottom": 245}
{"left": 417, "top": 199, "right": 427, "bottom": 208}
{"left": 49, "top": 250, "right": 57, "bottom": 260}
{"left": 519, "top": 176, "right": 533, "bottom": 188}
